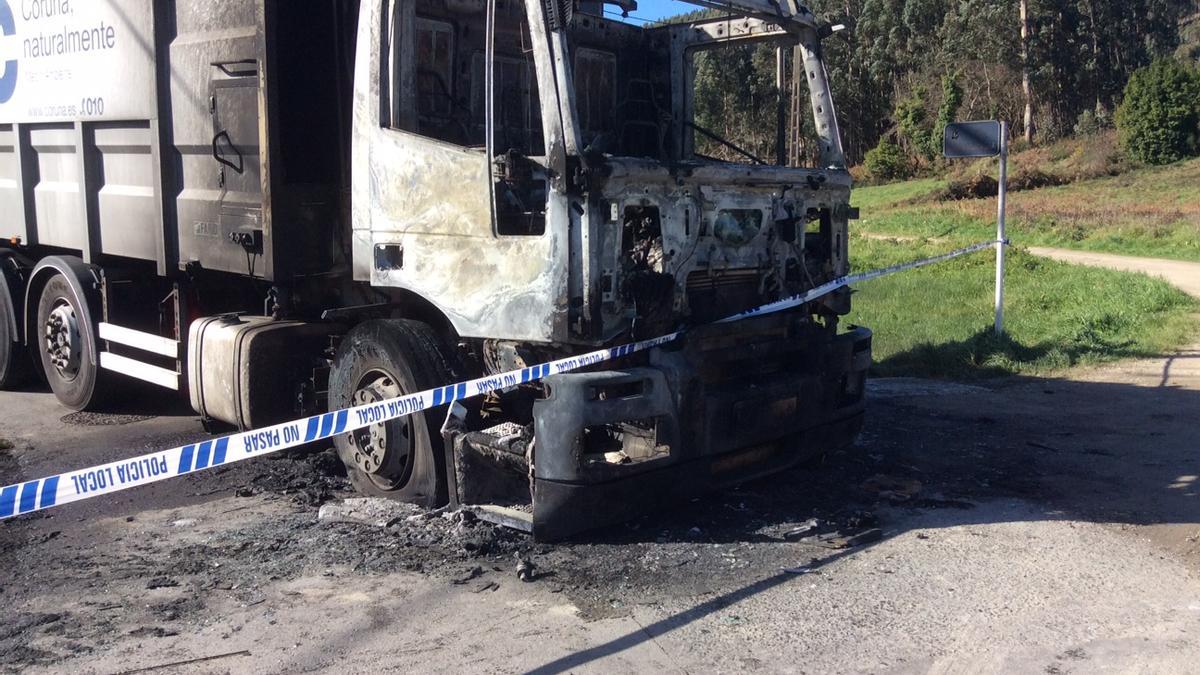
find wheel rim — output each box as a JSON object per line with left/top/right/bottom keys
{"left": 44, "top": 300, "right": 82, "bottom": 381}
{"left": 347, "top": 368, "right": 415, "bottom": 490}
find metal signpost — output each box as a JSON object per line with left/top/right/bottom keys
{"left": 944, "top": 120, "right": 1009, "bottom": 335}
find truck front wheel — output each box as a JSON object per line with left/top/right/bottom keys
{"left": 329, "top": 319, "right": 457, "bottom": 507}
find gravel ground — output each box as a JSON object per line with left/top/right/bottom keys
{"left": 2, "top": 341, "right": 1200, "bottom": 673}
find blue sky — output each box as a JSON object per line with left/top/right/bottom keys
{"left": 602, "top": 0, "right": 704, "bottom": 24}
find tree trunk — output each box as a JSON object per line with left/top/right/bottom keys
{"left": 1019, "top": 0, "right": 1034, "bottom": 143}
{"left": 1084, "top": 0, "right": 1104, "bottom": 114}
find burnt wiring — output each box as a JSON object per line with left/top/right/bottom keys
{"left": 789, "top": 239, "right": 819, "bottom": 291}
{"left": 670, "top": 224, "right": 703, "bottom": 285}
{"left": 244, "top": 249, "right": 258, "bottom": 278}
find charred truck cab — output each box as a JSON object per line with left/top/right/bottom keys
{"left": 357, "top": 0, "right": 870, "bottom": 537}
{"left": 0, "top": 0, "right": 868, "bottom": 539}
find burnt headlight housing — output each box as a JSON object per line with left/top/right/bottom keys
{"left": 713, "top": 209, "right": 763, "bottom": 246}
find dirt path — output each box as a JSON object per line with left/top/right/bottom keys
{"left": 1027, "top": 246, "right": 1200, "bottom": 299}
{"left": 1027, "top": 244, "right": 1200, "bottom": 410}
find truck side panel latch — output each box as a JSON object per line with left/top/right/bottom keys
{"left": 229, "top": 230, "right": 263, "bottom": 255}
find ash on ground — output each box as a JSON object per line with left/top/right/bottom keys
{"left": 0, "top": 394, "right": 1028, "bottom": 670}
{"left": 239, "top": 449, "right": 352, "bottom": 506}
{"left": 162, "top": 432, "right": 1004, "bottom": 620}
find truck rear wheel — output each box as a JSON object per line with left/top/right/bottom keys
{"left": 35, "top": 274, "right": 107, "bottom": 410}
{"left": 0, "top": 281, "right": 28, "bottom": 389}
{"left": 329, "top": 319, "right": 458, "bottom": 507}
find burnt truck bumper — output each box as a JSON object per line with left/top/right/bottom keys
{"left": 529, "top": 319, "right": 872, "bottom": 541}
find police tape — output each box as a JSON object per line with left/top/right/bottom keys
{"left": 0, "top": 239, "right": 1004, "bottom": 521}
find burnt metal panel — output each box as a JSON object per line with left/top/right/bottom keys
{"left": 166, "top": 0, "right": 349, "bottom": 282}
{"left": 260, "top": 0, "right": 349, "bottom": 281}
{"left": 352, "top": 0, "right": 570, "bottom": 342}
{"left": 168, "top": 0, "right": 269, "bottom": 279}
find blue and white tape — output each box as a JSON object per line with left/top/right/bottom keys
{"left": 0, "top": 240, "right": 1002, "bottom": 520}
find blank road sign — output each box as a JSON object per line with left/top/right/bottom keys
{"left": 944, "top": 121, "right": 1003, "bottom": 158}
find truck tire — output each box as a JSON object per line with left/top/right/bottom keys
{"left": 35, "top": 274, "right": 107, "bottom": 410}
{"left": 0, "top": 281, "right": 28, "bottom": 389}
{"left": 329, "top": 319, "right": 458, "bottom": 507}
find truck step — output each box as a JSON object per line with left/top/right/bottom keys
{"left": 99, "top": 352, "right": 180, "bottom": 390}
{"left": 98, "top": 322, "right": 181, "bottom": 390}
{"left": 98, "top": 322, "right": 180, "bottom": 358}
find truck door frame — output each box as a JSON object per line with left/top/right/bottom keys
{"left": 350, "top": 0, "right": 575, "bottom": 342}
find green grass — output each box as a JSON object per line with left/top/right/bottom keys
{"left": 852, "top": 157, "right": 1200, "bottom": 262}
{"left": 844, "top": 236, "right": 1199, "bottom": 379}
{"left": 845, "top": 140, "right": 1200, "bottom": 378}
{"left": 850, "top": 178, "right": 945, "bottom": 211}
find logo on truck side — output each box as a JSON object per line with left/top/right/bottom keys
{"left": 0, "top": 0, "right": 16, "bottom": 104}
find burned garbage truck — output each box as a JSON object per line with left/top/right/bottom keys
{"left": 0, "top": 0, "right": 870, "bottom": 538}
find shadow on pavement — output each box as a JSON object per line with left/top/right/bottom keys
{"left": 11, "top": 374, "right": 198, "bottom": 418}
{"left": 520, "top": 355, "right": 1200, "bottom": 672}
{"left": 870, "top": 325, "right": 1177, "bottom": 380}
{"left": 523, "top": 544, "right": 869, "bottom": 675}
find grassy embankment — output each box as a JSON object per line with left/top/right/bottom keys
{"left": 853, "top": 134, "right": 1200, "bottom": 262}
{"left": 844, "top": 136, "right": 1199, "bottom": 379}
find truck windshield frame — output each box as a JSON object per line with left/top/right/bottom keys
{"left": 557, "top": 3, "right": 844, "bottom": 169}
{"left": 376, "top": 0, "right": 845, "bottom": 172}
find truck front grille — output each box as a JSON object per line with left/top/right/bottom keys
{"left": 684, "top": 314, "right": 817, "bottom": 388}
{"left": 686, "top": 268, "right": 761, "bottom": 323}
